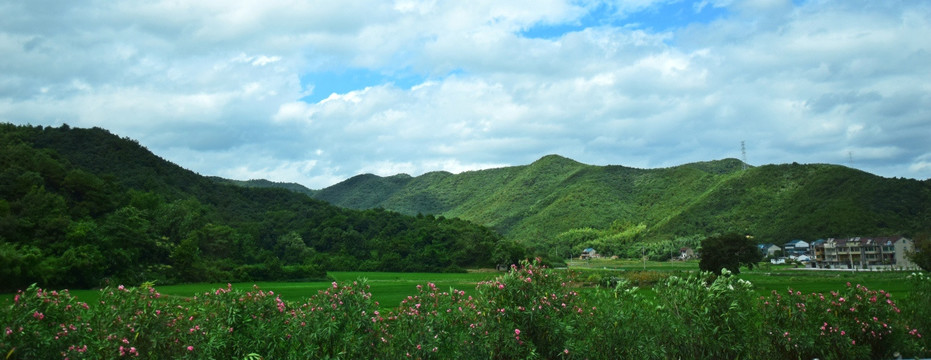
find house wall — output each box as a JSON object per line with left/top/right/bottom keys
{"left": 765, "top": 245, "right": 781, "bottom": 256}
{"left": 895, "top": 238, "right": 915, "bottom": 269}
{"left": 818, "top": 237, "right": 915, "bottom": 270}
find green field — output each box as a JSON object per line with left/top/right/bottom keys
{"left": 3, "top": 263, "right": 918, "bottom": 308}
{"left": 566, "top": 258, "right": 916, "bottom": 298}
{"left": 133, "top": 271, "right": 497, "bottom": 309}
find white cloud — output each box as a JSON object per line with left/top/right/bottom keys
{"left": 1, "top": 0, "right": 930, "bottom": 188}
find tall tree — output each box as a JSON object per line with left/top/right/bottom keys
{"left": 699, "top": 233, "right": 762, "bottom": 275}
{"left": 907, "top": 232, "right": 931, "bottom": 271}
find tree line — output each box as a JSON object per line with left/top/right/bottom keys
{"left": 0, "top": 124, "right": 514, "bottom": 292}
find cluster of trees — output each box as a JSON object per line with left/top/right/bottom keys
{"left": 532, "top": 221, "right": 701, "bottom": 263}
{"left": 908, "top": 233, "right": 931, "bottom": 271}
{"left": 698, "top": 233, "right": 763, "bottom": 274}
{"left": 0, "top": 124, "right": 510, "bottom": 292}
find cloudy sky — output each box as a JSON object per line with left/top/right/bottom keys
{"left": 2, "top": 0, "right": 929, "bottom": 188}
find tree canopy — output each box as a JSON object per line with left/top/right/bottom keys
{"left": 0, "top": 124, "right": 511, "bottom": 291}
{"left": 908, "top": 232, "right": 931, "bottom": 271}
{"left": 698, "top": 233, "right": 762, "bottom": 275}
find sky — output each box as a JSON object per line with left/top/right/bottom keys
{"left": 2, "top": 0, "right": 930, "bottom": 188}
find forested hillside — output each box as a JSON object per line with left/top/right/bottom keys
{"left": 210, "top": 177, "right": 317, "bottom": 197}
{"left": 312, "top": 154, "right": 931, "bottom": 260}
{"left": 0, "top": 124, "right": 506, "bottom": 292}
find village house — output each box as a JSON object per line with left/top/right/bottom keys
{"left": 679, "top": 247, "right": 695, "bottom": 260}
{"left": 757, "top": 243, "right": 781, "bottom": 257}
{"left": 813, "top": 236, "right": 916, "bottom": 270}
{"left": 809, "top": 239, "right": 826, "bottom": 263}
{"left": 580, "top": 248, "right": 600, "bottom": 260}
{"left": 783, "top": 239, "right": 810, "bottom": 257}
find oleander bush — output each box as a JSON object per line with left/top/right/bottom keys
{"left": 2, "top": 260, "right": 929, "bottom": 359}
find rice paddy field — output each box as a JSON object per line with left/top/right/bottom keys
{"left": 2, "top": 261, "right": 920, "bottom": 307}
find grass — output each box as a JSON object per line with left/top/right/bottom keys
{"left": 739, "top": 268, "right": 913, "bottom": 298}
{"left": 146, "top": 271, "right": 498, "bottom": 309}
{"left": 2, "top": 263, "right": 919, "bottom": 309}
{"left": 565, "top": 258, "right": 916, "bottom": 298}
{"left": 566, "top": 258, "right": 698, "bottom": 271}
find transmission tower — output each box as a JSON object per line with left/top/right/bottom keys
{"left": 741, "top": 141, "right": 747, "bottom": 171}
{"left": 848, "top": 151, "right": 854, "bottom": 167}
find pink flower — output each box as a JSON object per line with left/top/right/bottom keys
{"left": 186, "top": 346, "right": 194, "bottom": 351}
{"left": 564, "top": 349, "right": 569, "bottom": 354}
{"left": 515, "top": 329, "right": 521, "bottom": 335}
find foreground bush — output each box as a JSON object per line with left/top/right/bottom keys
{"left": 2, "top": 261, "right": 929, "bottom": 359}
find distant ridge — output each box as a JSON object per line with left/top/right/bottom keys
{"left": 307, "top": 155, "right": 930, "bottom": 244}
{"left": 210, "top": 177, "right": 317, "bottom": 197}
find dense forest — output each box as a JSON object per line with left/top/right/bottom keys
{"left": 0, "top": 124, "right": 511, "bottom": 292}
{"left": 310, "top": 154, "right": 931, "bottom": 259}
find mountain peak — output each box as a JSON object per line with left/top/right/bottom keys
{"left": 679, "top": 158, "right": 749, "bottom": 174}
{"left": 529, "top": 154, "right": 583, "bottom": 167}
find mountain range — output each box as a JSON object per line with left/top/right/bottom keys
{"left": 298, "top": 155, "right": 929, "bottom": 247}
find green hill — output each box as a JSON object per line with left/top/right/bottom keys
{"left": 0, "top": 124, "right": 504, "bottom": 292}
{"left": 210, "top": 177, "right": 317, "bottom": 197}
{"left": 310, "top": 155, "right": 931, "bottom": 253}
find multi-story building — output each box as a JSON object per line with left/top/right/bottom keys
{"left": 814, "top": 236, "right": 915, "bottom": 269}
{"left": 783, "top": 239, "right": 810, "bottom": 257}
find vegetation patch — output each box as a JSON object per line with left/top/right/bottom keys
{"left": 3, "top": 261, "right": 929, "bottom": 359}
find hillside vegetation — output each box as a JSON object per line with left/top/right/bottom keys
{"left": 311, "top": 154, "right": 931, "bottom": 258}
{"left": 0, "top": 124, "right": 505, "bottom": 292}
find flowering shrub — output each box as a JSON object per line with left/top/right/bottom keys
{"left": 0, "top": 285, "right": 92, "bottom": 359}
{"left": 901, "top": 272, "right": 931, "bottom": 355}
{"left": 2, "top": 265, "right": 929, "bottom": 359}
{"left": 648, "top": 269, "right": 762, "bottom": 359}
{"left": 758, "top": 281, "right": 925, "bottom": 359}
{"left": 471, "top": 259, "right": 586, "bottom": 359}
{"left": 382, "top": 282, "right": 484, "bottom": 358}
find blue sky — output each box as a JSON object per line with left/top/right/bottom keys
{"left": 1, "top": 0, "right": 929, "bottom": 188}
{"left": 521, "top": 0, "right": 730, "bottom": 38}
{"left": 306, "top": 1, "right": 732, "bottom": 102}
